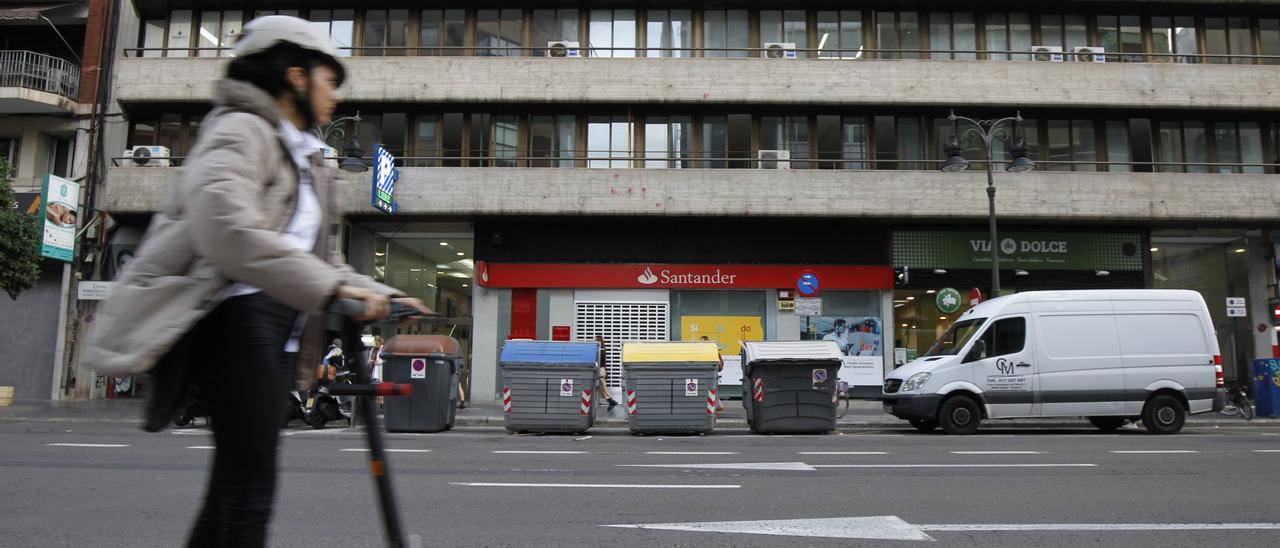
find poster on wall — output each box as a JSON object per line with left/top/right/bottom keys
{"left": 681, "top": 315, "right": 764, "bottom": 388}
{"left": 39, "top": 174, "right": 79, "bottom": 262}
{"left": 801, "top": 315, "right": 885, "bottom": 387}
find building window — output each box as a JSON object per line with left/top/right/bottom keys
{"left": 703, "top": 10, "right": 749, "bottom": 58}
{"left": 140, "top": 19, "right": 165, "bottom": 57}
{"left": 412, "top": 114, "right": 440, "bottom": 167}
{"left": 530, "top": 115, "right": 576, "bottom": 168}
{"left": 1261, "top": 19, "right": 1280, "bottom": 66}
{"left": 1096, "top": 15, "right": 1144, "bottom": 62}
{"left": 308, "top": 10, "right": 355, "bottom": 57}
{"left": 1211, "top": 122, "right": 1266, "bottom": 174}
{"left": 589, "top": 10, "right": 636, "bottom": 58}
{"left": 1204, "top": 17, "right": 1255, "bottom": 64}
{"left": 816, "top": 11, "right": 864, "bottom": 59}
{"left": 1037, "top": 14, "right": 1088, "bottom": 51}
{"left": 587, "top": 116, "right": 633, "bottom": 168}
{"left": 196, "top": 11, "right": 242, "bottom": 57}
{"left": 476, "top": 9, "right": 524, "bottom": 57}
{"left": 419, "top": 9, "right": 465, "bottom": 56}
{"left": 984, "top": 13, "right": 1032, "bottom": 60}
{"left": 1151, "top": 16, "right": 1198, "bottom": 64}
{"left": 761, "top": 10, "right": 808, "bottom": 57}
{"left": 875, "top": 12, "right": 921, "bottom": 59}
{"left": 532, "top": 9, "right": 580, "bottom": 57}
{"left": 761, "top": 116, "right": 809, "bottom": 168}
{"left": 1105, "top": 121, "right": 1132, "bottom": 173}
{"left": 643, "top": 116, "right": 692, "bottom": 168}
{"left": 1, "top": 137, "right": 20, "bottom": 175}
{"left": 362, "top": 10, "right": 409, "bottom": 57}
{"left": 1045, "top": 119, "right": 1098, "bottom": 171}
{"left": 646, "top": 10, "right": 692, "bottom": 58}
{"left": 928, "top": 12, "right": 975, "bottom": 60}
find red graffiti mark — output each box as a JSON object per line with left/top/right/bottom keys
{"left": 610, "top": 188, "right": 618, "bottom": 195}
{"left": 613, "top": 173, "right": 620, "bottom": 178}
{"left": 703, "top": 91, "right": 710, "bottom": 99}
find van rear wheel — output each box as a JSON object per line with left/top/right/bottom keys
{"left": 1141, "top": 395, "right": 1186, "bottom": 435}
{"left": 1088, "top": 417, "right": 1127, "bottom": 431}
{"left": 938, "top": 397, "right": 981, "bottom": 435}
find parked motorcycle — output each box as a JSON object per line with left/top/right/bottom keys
{"left": 306, "top": 370, "right": 355, "bottom": 429}
{"left": 283, "top": 390, "right": 307, "bottom": 427}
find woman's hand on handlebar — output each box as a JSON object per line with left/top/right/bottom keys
{"left": 392, "top": 297, "right": 431, "bottom": 316}
{"left": 336, "top": 285, "right": 390, "bottom": 322}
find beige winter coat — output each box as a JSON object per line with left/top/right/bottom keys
{"left": 84, "top": 79, "right": 401, "bottom": 387}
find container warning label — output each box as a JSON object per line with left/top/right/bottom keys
{"left": 560, "top": 379, "right": 574, "bottom": 397}
{"left": 685, "top": 379, "right": 699, "bottom": 396}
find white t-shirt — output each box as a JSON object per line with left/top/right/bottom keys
{"left": 224, "top": 121, "right": 328, "bottom": 352}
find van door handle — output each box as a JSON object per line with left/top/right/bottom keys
{"left": 1016, "top": 362, "right": 1032, "bottom": 367}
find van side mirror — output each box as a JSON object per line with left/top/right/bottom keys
{"left": 966, "top": 340, "right": 988, "bottom": 363}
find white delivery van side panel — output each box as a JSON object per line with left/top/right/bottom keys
{"left": 1033, "top": 312, "right": 1126, "bottom": 417}
{"left": 1116, "top": 308, "right": 1216, "bottom": 415}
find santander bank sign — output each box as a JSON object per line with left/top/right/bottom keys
{"left": 477, "top": 262, "right": 891, "bottom": 291}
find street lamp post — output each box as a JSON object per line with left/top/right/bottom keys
{"left": 940, "top": 111, "right": 1036, "bottom": 297}
{"left": 314, "top": 111, "right": 369, "bottom": 173}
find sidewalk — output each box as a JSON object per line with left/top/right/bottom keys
{"left": 4, "top": 397, "right": 1277, "bottom": 430}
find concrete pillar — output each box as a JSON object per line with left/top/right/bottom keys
{"left": 471, "top": 282, "right": 501, "bottom": 403}
{"left": 1248, "top": 234, "right": 1277, "bottom": 360}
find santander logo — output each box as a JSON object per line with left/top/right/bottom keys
{"left": 637, "top": 267, "right": 659, "bottom": 285}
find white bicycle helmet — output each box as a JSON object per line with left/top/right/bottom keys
{"left": 234, "top": 15, "right": 346, "bottom": 85}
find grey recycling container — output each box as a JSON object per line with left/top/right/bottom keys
{"left": 741, "top": 341, "right": 843, "bottom": 434}
{"left": 381, "top": 335, "right": 461, "bottom": 433}
{"left": 499, "top": 340, "right": 600, "bottom": 434}
{"left": 621, "top": 342, "right": 722, "bottom": 435}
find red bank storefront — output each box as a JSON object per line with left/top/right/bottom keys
{"left": 472, "top": 219, "right": 894, "bottom": 401}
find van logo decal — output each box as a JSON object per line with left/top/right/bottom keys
{"left": 995, "top": 358, "right": 1015, "bottom": 375}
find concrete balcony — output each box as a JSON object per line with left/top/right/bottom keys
{"left": 99, "top": 165, "right": 1280, "bottom": 225}
{"left": 0, "top": 50, "right": 80, "bottom": 113}
{"left": 113, "top": 55, "right": 1280, "bottom": 111}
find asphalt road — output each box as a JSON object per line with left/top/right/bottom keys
{"left": 2, "top": 419, "right": 1278, "bottom": 547}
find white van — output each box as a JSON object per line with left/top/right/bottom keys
{"left": 882, "top": 290, "right": 1224, "bottom": 435}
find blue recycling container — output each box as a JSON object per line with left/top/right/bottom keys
{"left": 1252, "top": 359, "right": 1280, "bottom": 418}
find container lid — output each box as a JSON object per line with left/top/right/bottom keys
{"left": 383, "top": 335, "right": 461, "bottom": 357}
{"left": 500, "top": 340, "right": 599, "bottom": 366}
{"left": 622, "top": 342, "right": 721, "bottom": 364}
{"left": 741, "top": 341, "right": 844, "bottom": 364}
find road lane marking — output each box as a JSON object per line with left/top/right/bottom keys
{"left": 492, "top": 450, "right": 587, "bottom": 455}
{"left": 341, "top": 448, "right": 433, "bottom": 453}
{"left": 799, "top": 452, "right": 889, "bottom": 455}
{"left": 1108, "top": 450, "right": 1199, "bottom": 454}
{"left": 187, "top": 446, "right": 215, "bottom": 450}
{"left": 452, "top": 482, "right": 739, "bottom": 489}
{"left": 47, "top": 443, "right": 129, "bottom": 448}
{"left": 1253, "top": 449, "right": 1280, "bottom": 453}
{"left": 620, "top": 462, "right": 818, "bottom": 471}
{"left": 645, "top": 451, "right": 740, "bottom": 455}
{"left": 605, "top": 516, "right": 1280, "bottom": 541}
{"left": 950, "top": 451, "right": 1043, "bottom": 455}
{"left": 813, "top": 463, "right": 1096, "bottom": 468}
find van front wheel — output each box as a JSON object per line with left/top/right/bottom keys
{"left": 938, "top": 397, "right": 981, "bottom": 435}
{"left": 1141, "top": 395, "right": 1186, "bottom": 435}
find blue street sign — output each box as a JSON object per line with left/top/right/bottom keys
{"left": 371, "top": 144, "right": 398, "bottom": 214}
{"left": 797, "top": 271, "right": 821, "bottom": 296}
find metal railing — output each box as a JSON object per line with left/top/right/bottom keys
{"left": 0, "top": 50, "right": 80, "bottom": 99}
{"left": 122, "top": 45, "right": 1280, "bottom": 64}
{"left": 110, "top": 154, "right": 1280, "bottom": 173}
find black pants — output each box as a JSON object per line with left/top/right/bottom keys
{"left": 186, "top": 293, "right": 298, "bottom": 548}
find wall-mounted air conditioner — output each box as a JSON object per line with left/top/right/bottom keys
{"left": 547, "top": 41, "right": 581, "bottom": 58}
{"left": 758, "top": 149, "right": 791, "bottom": 169}
{"left": 1072, "top": 46, "right": 1106, "bottom": 63}
{"left": 762, "top": 42, "right": 798, "bottom": 59}
{"left": 123, "top": 145, "right": 171, "bottom": 167}
{"left": 1031, "top": 45, "right": 1064, "bottom": 62}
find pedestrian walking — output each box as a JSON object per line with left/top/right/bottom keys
{"left": 82, "top": 15, "right": 428, "bottom": 547}
{"left": 595, "top": 335, "right": 620, "bottom": 410}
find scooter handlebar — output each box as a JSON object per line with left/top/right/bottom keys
{"left": 329, "top": 299, "right": 425, "bottom": 322}
{"left": 325, "top": 383, "right": 413, "bottom": 397}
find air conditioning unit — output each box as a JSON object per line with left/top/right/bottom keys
{"left": 1072, "top": 46, "right": 1106, "bottom": 63}
{"left": 758, "top": 149, "right": 791, "bottom": 169}
{"left": 762, "top": 42, "right": 798, "bottom": 59}
{"left": 123, "top": 145, "right": 171, "bottom": 167}
{"left": 547, "top": 41, "right": 581, "bottom": 58}
{"left": 1030, "top": 45, "right": 1064, "bottom": 62}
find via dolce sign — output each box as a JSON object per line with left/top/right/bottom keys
{"left": 893, "top": 230, "right": 1143, "bottom": 272}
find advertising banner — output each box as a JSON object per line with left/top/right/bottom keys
{"left": 801, "top": 315, "right": 884, "bottom": 387}
{"left": 681, "top": 315, "right": 764, "bottom": 387}
{"left": 371, "top": 144, "right": 398, "bottom": 214}
{"left": 38, "top": 174, "right": 79, "bottom": 262}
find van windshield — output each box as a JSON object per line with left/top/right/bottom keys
{"left": 925, "top": 318, "right": 986, "bottom": 356}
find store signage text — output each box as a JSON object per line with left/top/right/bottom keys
{"left": 477, "top": 262, "right": 893, "bottom": 290}
{"left": 969, "top": 239, "right": 1069, "bottom": 254}
{"left": 893, "top": 230, "right": 1143, "bottom": 271}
